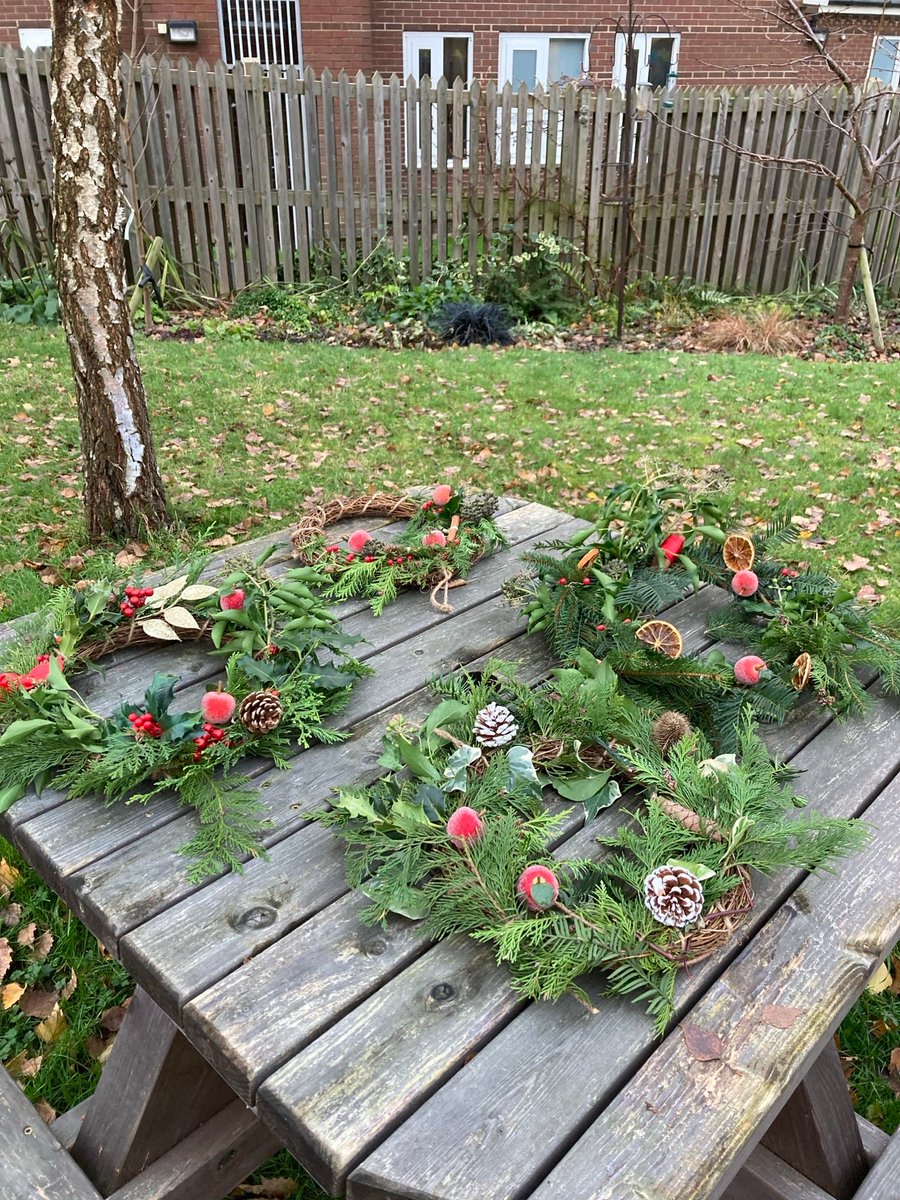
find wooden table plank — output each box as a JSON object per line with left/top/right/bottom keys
{"left": 517, "top": 773, "right": 900, "bottom": 1200}
{"left": 343, "top": 687, "right": 900, "bottom": 1200}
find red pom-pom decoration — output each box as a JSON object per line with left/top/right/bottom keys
{"left": 731, "top": 569, "right": 759, "bottom": 597}
{"left": 201, "top": 687, "right": 237, "bottom": 725}
{"left": 446, "top": 806, "right": 484, "bottom": 846}
{"left": 220, "top": 588, "right": 246, "bottom": 610}
{"left": 517, "top": 865, "right": 560, "bottom": 911}
{"left": 734, "top": 655, "right": 767, "bottom": 685}
{"left": 347, "top": 530, "right": 371, "bottom": 553}
{"left": 432, "top": 484, "right": 453, "bottom": 505}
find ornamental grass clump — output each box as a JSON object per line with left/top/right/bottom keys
{"left": 434, "top": 300, "right": 515, "bottom": 346}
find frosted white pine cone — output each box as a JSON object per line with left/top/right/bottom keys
{"left": 472, "top": 702, "right": 518, "bottom": 748}
{"left": 643, "top": 865, "right": 704, "bottom": 928}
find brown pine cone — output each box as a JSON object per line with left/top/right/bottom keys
{"left": 643, "top": 864, "right": 705, "bottom": 928}
{"left": 652, "top": 711, "right": 692, "bottom": 757}
{"left": 238, "top": 690, "right": 282, "bottom": 734}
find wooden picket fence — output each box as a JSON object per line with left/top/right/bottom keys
{"left": 2, "top": 46, "right": 900, "bottom": 298}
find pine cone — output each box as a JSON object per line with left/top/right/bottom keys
{"left": 643, "top": 865, "right": 705, "bottom": 928}
{"left": 460, "top": 491, "right": 499, "bottom": 524}
{"left": 652, "top": 711, "right": 692, "bottom": 757}
{"left": 238, "top": 690, "right": 283, "bottom": 734}
{"left": 362, "top": 537, "right": 389, "bottom": 556}
{"left": 472, "top": 702, "right": 518, "bottom": 748}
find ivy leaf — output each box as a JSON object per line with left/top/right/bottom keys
{"left": 442, "top": 744, "right": 482, "bottom": 793}
{"left": 583, "top": 778, "right": 621, "bottom": 821}
{"left": 507, "top": 745, "right": 541, "bottom": 798}
{"left": 553, "top": 769, "right": 613, "bottom": 805}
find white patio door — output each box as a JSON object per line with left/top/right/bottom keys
{"left": 402, "top": 32, "right": 473, "bottom": 165}
{"left": 498, "top": 34, "right": 588, "bottom": 162}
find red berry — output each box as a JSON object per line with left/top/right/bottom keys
{"left": 143, "top": 588, "right": 154, "bottom": 597}
{"left": 122, "top": 605, "right": 135, "bottom": 617}
{"left": 128, "top": 712, "right": 138, "bottom": 721}
{"left": 325, "top": 545, "right": 339, "bottom": 553}
{"left": 595, "top": 624, "right": 606, "bottom": 631}
{"left": 211, "top": 729, "right": 224, "bottom": 741}
{"left": 582, "top": 578, "right": 591, "bottom": 586}
{"left": 364, "top": 555, "right": 375, "bottom": 562}
{"left": 345, "top": 554, "right": 355, "bottom": 562}
{"left": 193, "top": 751, "right": 202, "bottom": 762}
{"left": 558, "top": 577, "right": 568, "bottom": 586}
{"left": 623, "top": 618, "right": 632, "bottom": 624}
{"left": 193, "top": 736, "right": 205, "bottom": 745}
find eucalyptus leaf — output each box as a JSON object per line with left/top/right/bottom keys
{"left": 0, "top": 781, "right": 27, "bottom": 813}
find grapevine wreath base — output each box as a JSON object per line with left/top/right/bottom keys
{"left": 290, "top": 487, "right": 508, "bottom": 615}
{"left": 0, "top": 550, "right": 369, "bottom": 881}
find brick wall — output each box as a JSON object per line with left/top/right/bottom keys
{"left": 0, "top": 0, "right": 891, "bottom": 85}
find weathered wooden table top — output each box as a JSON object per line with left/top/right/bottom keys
{"left": 2, "top": 498, "right": 899, "bottom": 1200}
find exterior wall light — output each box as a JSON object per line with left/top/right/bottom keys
{"left": 167, "top": 20, "right": 199, "bottom": 45}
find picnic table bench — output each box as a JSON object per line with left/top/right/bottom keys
{"left": 1, "top": 497, "right": 898, "bottom": 1200}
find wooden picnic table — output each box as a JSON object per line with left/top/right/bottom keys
{"left": 1, "top": 496, "right": 899, "bottom": 1200}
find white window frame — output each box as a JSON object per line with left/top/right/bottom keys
{"left": 18, "top": 28, "right": 53, "bottom": 50}
{"left": 869, "top": 36, "right": 900, "bottom": 87}
{"left": 613, "top": 32, "right": 680, "bottom": 89}
{"left": 402, "top": 31, "right": 474, "bottom": 86}
{"left": 498, "top": 33, "right": 589, "bottom": 90}
{"left": 402, "top": 32, "right": 474, "bottom": 167}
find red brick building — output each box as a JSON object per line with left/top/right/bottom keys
{"left": 2, "top": 1, "right": 899, "bottom": 87}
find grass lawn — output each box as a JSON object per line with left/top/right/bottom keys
{"left": 1, "top": 326, "right": 898, "bottom": 621}
{"left": 1, "top": 325, "right": 898, "bottom": 1196}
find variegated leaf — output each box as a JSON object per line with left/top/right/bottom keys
{"left": 139, "top": 618, "right": 181, "bottom": 642}
{"left": 163, "top": 606, "right": 200, "bottom": 630}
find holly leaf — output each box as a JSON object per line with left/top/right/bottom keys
{"left": 413, "top": 783, "right": 448, "bottom": 822}
{"left": 144, "top": 675, "right": 177, "bottom": 718}
{"left": 390, "top": 799, "right": 434, "bottom": 831}
{"left": 334, "top": 791, "right": 381, "bottom": 823}
{"left": 139, "top": 618, "right": 181, "bottom": 641}
{"left": 163, "top": 606, "right": 200, "bottom": 630}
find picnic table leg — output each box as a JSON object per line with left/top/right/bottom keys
{"left": 70, "top": 986, "right": 237, "bottom": 1195}
{"left": 760, "top": 1039, "right": 867, "bottom": 1200}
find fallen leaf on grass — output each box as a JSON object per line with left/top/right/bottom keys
{"left": 0, "top": 859, "right": 21, "bottom": 891}
{"left": 867, "top": 962, "right": 893, "bottom": 993}
{"left": 60, "top": 969, "right": 77, "bottom": 1001}
{"left": 31, "top": 930, "right": 53, "bottom": 960}
{"left": 19, "top": 988, "right": 59, "bottom": 1019}
{"left": 681, "top": 1022, "right": 724, "bottom": 1062}
{"left": 856, "top": 585, "right": 884, "bottom": 604}
{"left": 841, "top": 555, "right": 871, "bottom": 572}
{"left": 2, "top": 982, "right": 26, "bottom": 1009}
{"left": 32, "top": 1099, "right": 56, "bottom": 1124}
{"left": 0, "top": 938, "right": 10, "bottom": 982}
{"left": 1, "top": 903, "right": 23, "bottom": 926}
{"left": 231, "top": 1179, "right": 296, "bottom": 1198}
{"left": 4, "top": 1051, "right": 43, "bottom": 1079}
{"left": 100, "top": 1001, "right": 130, "bottom": 1032}
{"left": 16, "top": 922, "right": 36, "bottom": 947}
{"left": 35, "top": 1005, "right": 68, "bottom": 1044}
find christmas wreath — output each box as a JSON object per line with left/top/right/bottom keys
{"left": 693, "top": 531, "right": 900, "bottom": 717}
{"left": 315, "top": 662, "right": 865, "bottom": 1031}
{"left": 290, "top": 486, "right": 508, "bottom": 615}
{"left": 0, "top": 548, "right": 368, "bottom": 881}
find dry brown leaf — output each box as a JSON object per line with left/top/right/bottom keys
{"left": 0, "top": 937, "right": 10, "bottom": 982}
{"left": 232, "top": 1179, "right": 296, "bottom": 1198}
{"left": 4, "top": 1051, "right": 43, "bottom": 1079}
{"left": 2, "top": 982, "right": 25, "bottom": 1009}
{"left": 760, "top": 1004, "right": 806, "bottom": 1029}
{"left": 31, "top": 930, "right": 54, "bottom": 960}
{"left": 60, "top": 969, "right": 77, "bottom": 1000}
{"left": 681, "top": 1022, "right": 724, "bottom": 1062}
{"left": 100, "top": 1002, "right": 130, "bottom": 1032}
{"left": 19, "top": 988, "right": 59, "bottom": 1019}
{"left": 841, "top": 555, "right": 870, "bottom": 573}
{"left": 16, "top": 922, "right": 36, "bottom": 947}
{"left": 35, "top": 1004, "right": 68, "bottom": 1044}
{"left": 32, "top": 1099, "right": 57, "bottom": 1124}
{"left": 0, "top": 903, "right": 23, "bottom": 926}
{"left": 890, "top": 1047, "right": 900, "bottom": 1076}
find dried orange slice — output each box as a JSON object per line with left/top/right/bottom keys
{"left": 791, "top": 652, "right": 813, "bottom": 691}
{"left": 722, "top": 533, "right": 755, "bottom": 572}
{"left": 635, "top": 620, "right": 683, "bottom": 658}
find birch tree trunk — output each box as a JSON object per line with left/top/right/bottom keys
{"left": 50, "top": 0, "right": 170, "bottom": 541}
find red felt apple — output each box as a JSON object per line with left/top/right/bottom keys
{"left": 220, "top": 588, "right": 246, "bottom": 610}
{"left": 201, "top": 687, "right": 237, "bottom": 725}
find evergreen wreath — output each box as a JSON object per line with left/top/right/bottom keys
{"left": 290, "top": 486, "right": 508, "bottom": 616}
{"left": 0, "top": 547, "right": 368, "bottom": 881}
{"left": 315, "top": 669, "right": 864, "bottom": 1032}
{"left": 503, "top": 464, "right": 736, "bottom": 661}
{"left": 695, "top": 532, "right": 900, "bottom": 717}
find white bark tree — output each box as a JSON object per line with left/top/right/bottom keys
{"left": 51, "top": 0, "right": 170, "bottom": 540}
